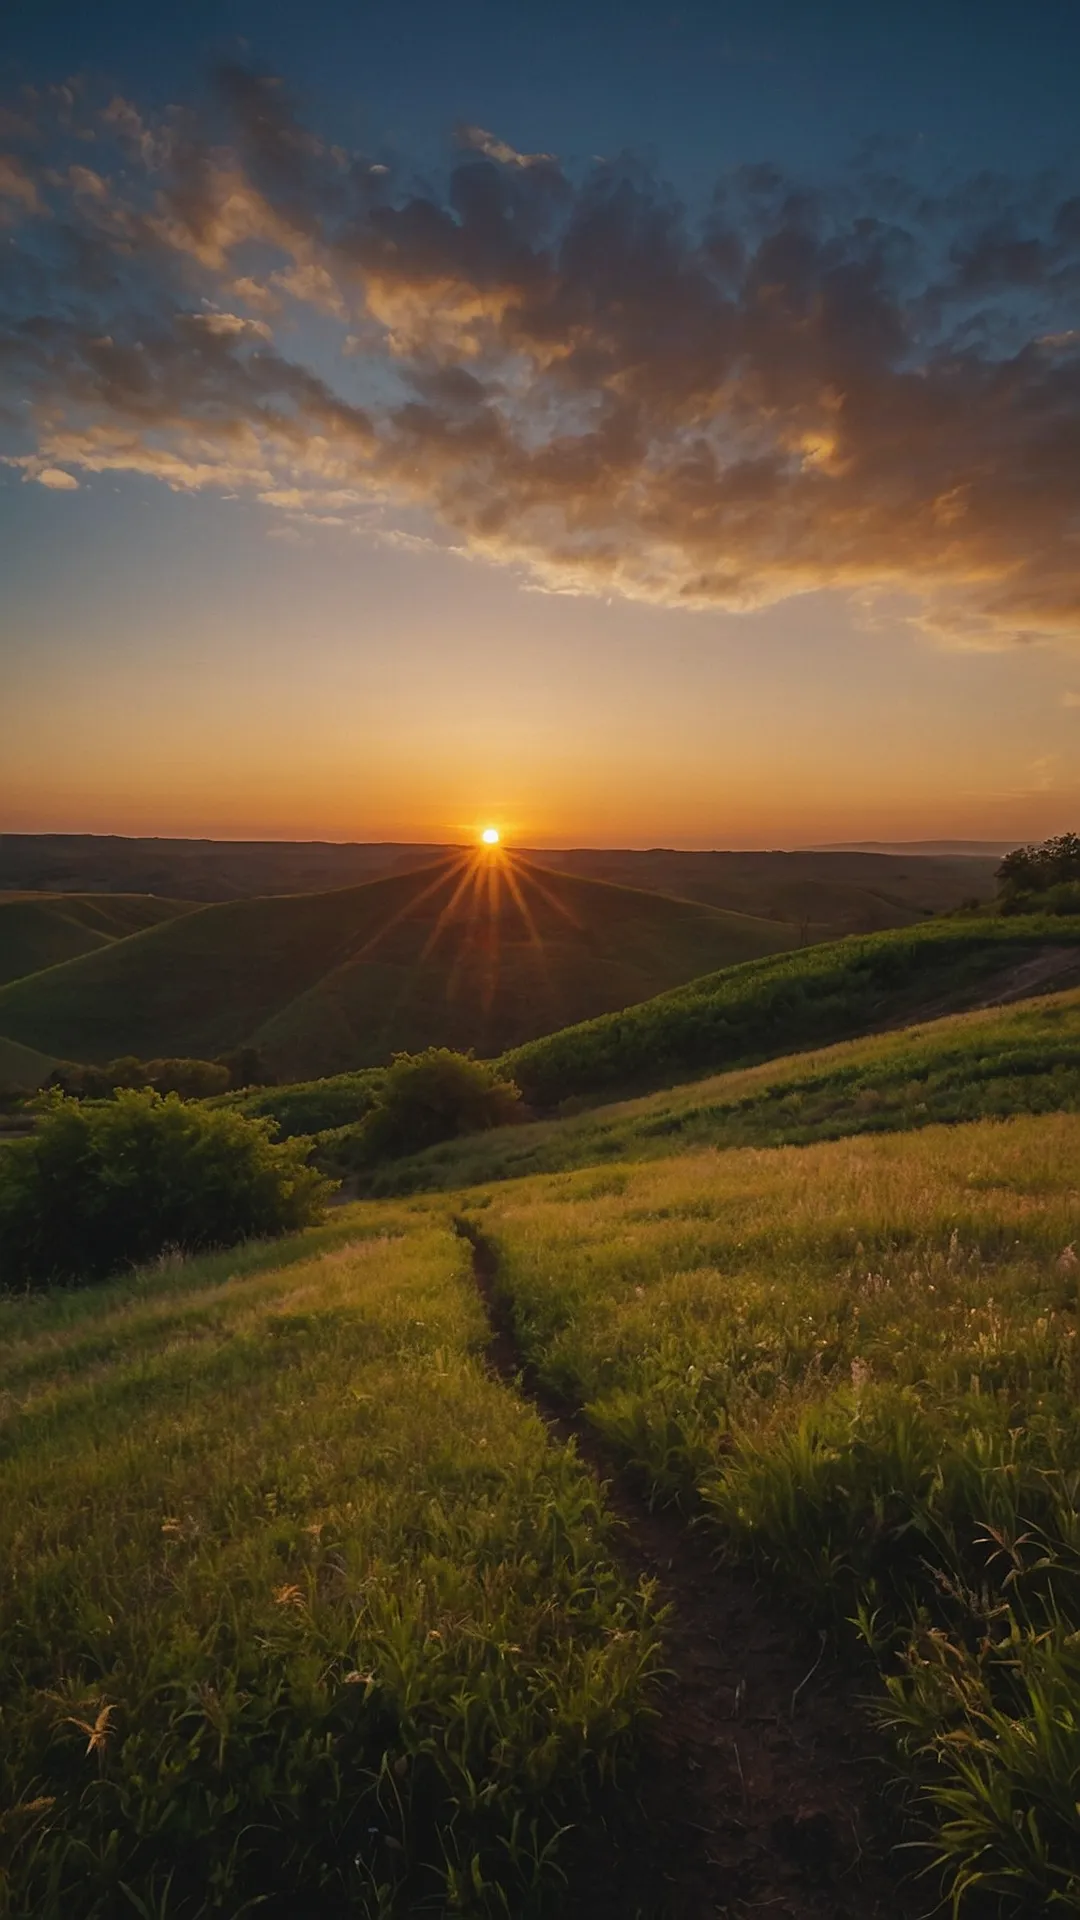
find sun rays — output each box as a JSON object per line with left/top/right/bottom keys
{"left": 346, "top": 841, "right": 567, "bottom": 1035}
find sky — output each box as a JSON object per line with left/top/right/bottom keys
{"left": 3, "top": 0, "right": 1080, "bottom": 849}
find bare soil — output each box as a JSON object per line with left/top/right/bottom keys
{"left": 455, "top": 1219, "right": 923, "bottom": 1920}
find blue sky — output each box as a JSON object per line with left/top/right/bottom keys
{"left": 3, "top": 0, "right": 1080, "bottom": 845}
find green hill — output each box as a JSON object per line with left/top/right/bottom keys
{"left": 498, "top": 913, "right": 1080, "bottom": 1106}
{"left": 0, "top": 854, "right": 798, "bottom": 1079}
{"left": 0, "top": 892, "right": 191, "bottom": 987}
{"left": 356, "top": 981, "right": 1080, "bottom": 1192}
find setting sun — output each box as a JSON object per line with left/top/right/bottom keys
{"left": 481, "top": 827, "right": 500, "bottom": 846}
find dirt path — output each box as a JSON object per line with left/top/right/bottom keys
{"left": 455, "top": 1218, "right": 919, "bottom": 1920}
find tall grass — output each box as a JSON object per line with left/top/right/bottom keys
{"left": 0, "top": 1212, "right": 657, "bottom": 1917}
{"left": 476, "top": 1115, "right": 1080, "bottom": 1910}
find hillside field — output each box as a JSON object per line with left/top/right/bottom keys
{"left": 4, "top": 1104, "right": 1080, "bottom": 1914}
{"left": 499, "top": 913, "right": 1080, "bottom": 1106}
{"left": 343, "top": 982, "right": 1080, "bottom": 1193}
{"left": 0, "top": 854, "right": 797, "bottom": 1078}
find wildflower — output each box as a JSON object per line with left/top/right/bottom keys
{"left": 65, "top": 1703, "right": 115, "bottom": 1756}
{"left": 273, "top": 1584, "right": 306, "bottom": 1609}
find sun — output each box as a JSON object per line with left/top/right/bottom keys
{"left": 480, "top": 826, "right": 500, "bottom": 846}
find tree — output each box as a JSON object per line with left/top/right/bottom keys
{"left": 998, "top": 833, "right": 1080, "bottom": 897}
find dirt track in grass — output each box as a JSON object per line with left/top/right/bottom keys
{"left": 455, "top": 1217, "right": 919, "bottom": 1920}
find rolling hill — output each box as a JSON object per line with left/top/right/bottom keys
{"left": 352, "top": 981, "right": 1080, "bottom": 1192}
{"left": 1, "top": 833, "right": 999, "bottom": 932}
{"left": 0, "top": 853, "right": 799, "bottom": 1078}
{"left": 0, "top": 892, "right": 191, "bottom": 988}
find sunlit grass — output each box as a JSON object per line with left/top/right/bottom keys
{"left": 475, "top": 1113, "right": 1080, "bottom": 1910}
{"left": 0, "top": 1208, "right": 657, "bottom": 1918}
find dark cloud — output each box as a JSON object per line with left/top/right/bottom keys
{"left": 2, "top": 72, "right": 1080, "bottom": 645}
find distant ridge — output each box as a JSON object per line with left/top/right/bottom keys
{"left": 808, "top": 840, "right": 1013, "bottom": 856}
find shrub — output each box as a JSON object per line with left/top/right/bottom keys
{"left": 358, "top": 1048, "right": 522, "bottom": 1162}
{"left": 0, "top": 1090, "right": 332, "bottom": 1289}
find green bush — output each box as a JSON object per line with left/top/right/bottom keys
{"left": 0, "top": 1090, "right": 332, "bottom": 1290}
{"left": 357, "top": 1048, "right": 522, "bottom": 1163}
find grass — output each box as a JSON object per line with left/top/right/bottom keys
{"left": 469, "top": 1113, "right": 1080, "bottom": 1911}
{"left": 0, "top": 1209, "right": 657, "bottom": 1918}
{"left": 347, "top": 984, "right": 1080, "bottom": 1193}
{"left": 0, "top": 895, "right": 190, "bottom": 990}
{"left": 499, "top": 912, "right": 1080, "bottom": 1106}
{"left": 0, "top": 855, "right": 797, "bottom": 1080}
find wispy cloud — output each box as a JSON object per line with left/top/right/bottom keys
{"left": 2, "top": 68, "right": 1080, "bottom": 647}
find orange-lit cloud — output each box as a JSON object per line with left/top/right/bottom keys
{"left": 3, "top": 71, "right": 1080, "bottom": 649}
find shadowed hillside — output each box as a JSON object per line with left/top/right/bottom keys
{"left": 0, "top": 893, "right": 191, "bottom": 987}
{"left": 0, "top": 853, "right": 798, "bottom": 1078}
{"left": 525, "top": 845, "right": 999, "bottom": 932}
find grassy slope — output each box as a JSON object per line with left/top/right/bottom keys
{"left": 0, "top": 855, "right": 797, "bottom": 1077}
{"left": 0, "top": 893, "right": 190, "bottom": 988}
{"left": 0, "top": 1213, "right": 654, "bottom": 1918}
{"left": 474, "top": 1113, "right": 1080, "bottom": 1910}
{"left": 348, "top": 983, "right": 1080, "bottom": 1192}
{"left": 499, "top": 912, "right": 1080, "bottom": 1105}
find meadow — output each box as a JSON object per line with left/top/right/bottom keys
{"left": 473, "top": 1113, "right": 1080, "bottom": 1911}
{"left": 5, "top": 877, "right": 1080, "bottom": 1915}
{"left": 0, "top": 1214, "right": 655, "bottom": 1918}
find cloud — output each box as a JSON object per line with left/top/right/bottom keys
{"left": 457, "top": 126, "right": 557, "bottom": 169}
{"left": 0, "top": 152, "right": 42, "bottom": 215}
{"left": 3, "top": 72, "right": 1080, "bottom": 647}
{"left": 35, "top": 466, "right": 80, "bottom": 489}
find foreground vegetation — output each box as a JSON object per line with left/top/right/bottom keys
{"left": 0, "top": 1217, "right": 655, "bottom": 1917}
{"left": 474, "top": 1114, "right": 1080, "bottom": 1912}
